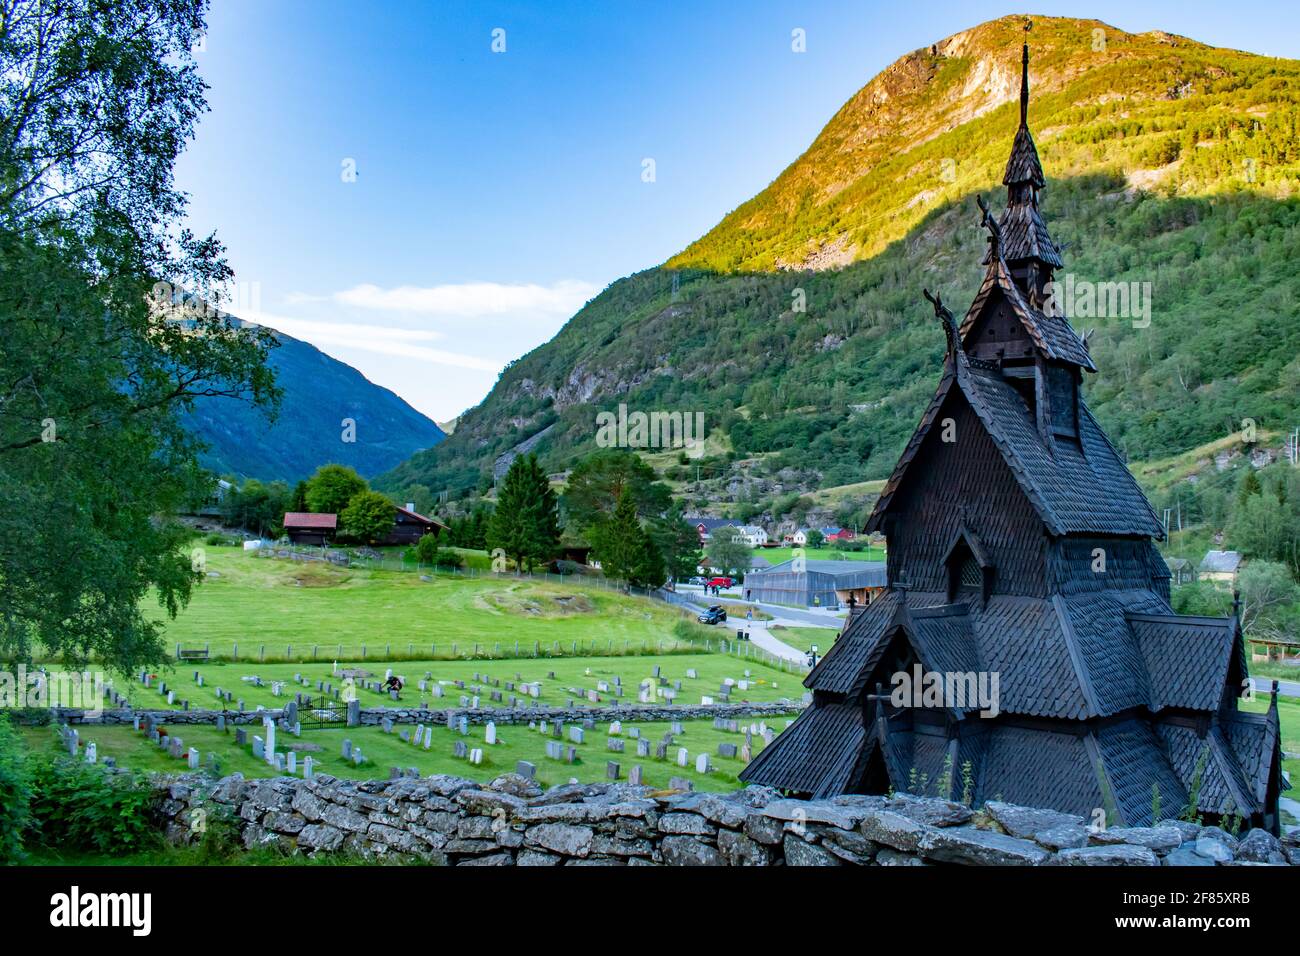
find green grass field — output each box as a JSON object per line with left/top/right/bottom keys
{"left": 753, "top": 545, "right": 886, "bottom": 565}
{"left": 106, "top": 652, "right": 801, "bottom": 713}
{"left": 769, "top": 625, "right": 839, "bottom": 656}
{"left": 19, "top": 712, "right": 793, "bottom": 794}
{"left": 146, "top": 546, "right": 699, "bottom": 660}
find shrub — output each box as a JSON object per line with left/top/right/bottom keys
{"left": 0, "top": 716, "right": 33, "bottom": 863}
{"left": 28, "top": 754, "right": 156, "bottom": 854}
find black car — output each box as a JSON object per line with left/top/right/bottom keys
{"left": 697, "top": 605, "right": 727, "bottom": 625}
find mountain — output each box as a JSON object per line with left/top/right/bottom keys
{"left": 376, "top": 15, "right": 1300, "bottom": 519}
{"left": 185, "top": 328, "right": 445, "bottom": 483}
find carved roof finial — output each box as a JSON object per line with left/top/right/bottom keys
{"left": 923, "top": 288, "right": 960, "bottom": 358}
{"left": 976, "top": 194, "right": 1001, "bottom": 260}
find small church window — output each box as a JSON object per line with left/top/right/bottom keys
{"left": 959, "top": 554, "right": 982, "bottom": 590}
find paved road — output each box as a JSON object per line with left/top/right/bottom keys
{"left": 1248, "top": 676, "right": 1300, "bottom": 698}
{"left": 672, "top": 588, "right": 843, "bottom": 665}
{"left": 677, "top": 585, "right": 845, "bottom": 629}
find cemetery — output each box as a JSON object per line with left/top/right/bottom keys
{"left": 20, "top": 710, "right": 791, "bottom": 793}
{"left": 48, "top": 654, "right": 801, "bottom": 716}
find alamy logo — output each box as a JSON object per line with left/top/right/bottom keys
{"left": 594, "top": 404, "right": 705, "bottom": 459}
{"left": 890, "top": 665, "right": 1000, "bottom": 718}
{"left": 1042, "top": 273, "right": 1152, "bottom": 329}
{"left": 0, "top": 665, "right": 104, "bottom": 716}
{"left": 49, "top": 886, "right": 151, "bottom": 936}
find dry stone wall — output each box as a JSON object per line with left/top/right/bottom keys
{"left": 41, "top": 701, "right": 800, "bottom": 727}
{"left": 152, "top": 771, "right": 1300, "bottom": 867}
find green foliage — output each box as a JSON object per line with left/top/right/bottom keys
{"left": 290, "top": 481, "right": 309, "bottom": 512}
{"left": 0, "top": 2, "right": 279, "bottom": 668}
{"left": 340, "top": 489, "right": 395, "bottom": 545}
{"left": 222, "top": 478, "right": 292, "bottom": 536}
{"left": 28, "top": 754, "right": 155, "bottom": 854}
{"left": 562, "top": 450, "right": 672, "bottom": 536}
{"left": 0, "top": 716, "right": 33, "bottom": 863}
{"left": 445, "top": 507, "right": 491, "bottom": 550}
{"left": 414, "top": 533, "right": 439, "bottom": 565}
{"left": 706, "top": 526, "right": 752, "bottom": 577}
{"left": 305, "top": 464, "right": 367, "bottom": 515}
{"left": 590, "top": 488, "right": 667, "bottom": 588}
{"left": 1238, "top": 560, "right": 1300, "bottom": 639}
{"left": 487, "top": 454, "right": 560, "bottom": 572}
{"left": 650, "top": 503, "right": 705, "bottom": 583}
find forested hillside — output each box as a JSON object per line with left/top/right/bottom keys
{"left": 377, "top": 15, "right": 1300, "bottom": 514}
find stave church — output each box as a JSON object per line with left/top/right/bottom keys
{"left": 741, "top": 45, "right": 1285, "bottom": 832}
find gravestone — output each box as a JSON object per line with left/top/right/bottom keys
{"left": 342, "top": 738, "right": 353, "bottom": 759}
{"left": 695, "top": 753, "right": 711, "bottom": 773}
{"left": 629, "top": 765, "right": 643, "bottom": 786}
{"left": 515, "top": 761, "right": 536, "bottom": 780}
{"left": 253, "top": 736, "right": 265, "bottom": 759}
{"left": 606, "top": 761, "right": 620, "bottom": 780}
{"left": 669, "top": 776, "right": 693, "bottom": 792}
{"left": 468, "top": 748, "right": 483, "bottom": 766}
{"left": 607, "top": 738, "right": 625, "bottom": 753}
{"left": 637, "top": 739, "right": 650, "bottom": 757}
{"left": 187, "top": 747, "right": 199, "bottom": 770}
{"left": 718, "top": 743, "right": 738, "bottom": 758}
{"left": 569, "top": 726, "right": 584, "bottom": 744}
{"left": 235, "top": 728, "right": 248, "bottom": 746}
{"left": 676, "top": 747, "right": 689, "bottom": 767}
{"left": 485, "top": 722, "right": 497, "bottom": 745}
{"left": 453, "top": 741, "right": 467, "bottom": 758}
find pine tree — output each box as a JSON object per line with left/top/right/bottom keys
{"left": 290, "top": 480, "right": 309, "bottom": 513}
{"left": 591, "top": 488, "right": 644, "bottom": 584}
{"left": 631, "top": 531, "right": 667, "bottom": 589}
{"left": 487, "top": 455, "right": 559, "bottom": 572}
{"left": 650, "top": 502, "right": 704, "bottom": 585}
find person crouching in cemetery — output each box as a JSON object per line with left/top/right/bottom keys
{"left": 383, "top": 675, "right": 404, "bottom": 697}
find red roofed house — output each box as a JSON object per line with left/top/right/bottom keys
{"left": 283, "top": 512, "right": 337, "bottom": 546}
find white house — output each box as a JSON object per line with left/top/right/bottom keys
{"left": 791, "top": 528, "right": 810, "bottom": 546}
{"left": 737, "top": 524, "right": 768, "bottom": 547}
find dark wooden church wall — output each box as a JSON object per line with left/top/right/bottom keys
{"left": 885, "top": 393, "right": 1048, "bottom": 597}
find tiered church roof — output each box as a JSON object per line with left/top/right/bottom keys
{"left": 741, "top": 44, "right": 1285, "bottom": 832}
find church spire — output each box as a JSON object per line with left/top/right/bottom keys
{"left": 1020, "top": 42, "right": 1030, "bottom": 127}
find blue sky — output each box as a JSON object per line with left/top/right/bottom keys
{"left": 177, "top": 1, "right": 1299, "bottom": 421}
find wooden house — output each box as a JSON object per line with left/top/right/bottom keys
{"left": 380, "top": 503, "right": 447, "bottom": 546}
{"left": 742, "top": 46, "right": 1285, "bottom": 833}
{"left": 283, "top": 512, "right": 337, "bottom": 546}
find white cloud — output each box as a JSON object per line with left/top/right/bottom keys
{"left": 243, "top": 311, "right": 500, "bottom": 372}
{"left": 333, "top": 279, "right": 599, "bottom": 317}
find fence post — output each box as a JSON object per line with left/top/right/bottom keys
{"left": 259, "top": 644, "right": 265, "bottom": 662}
{"left": 232, "top": 642, "right": 238, "bottom": 661}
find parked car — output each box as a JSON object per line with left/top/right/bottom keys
{"left": 688, "top": 576, "right": 708, "bottom": 586}
{"left": 706, "top": 576, "right": 733, "bottom": 589}
{"left": 697, "top": 605, "right": 728, "bottom": 625}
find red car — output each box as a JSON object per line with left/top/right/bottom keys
{"left": 706, "top": 576, "right": 733, "bottom": 589}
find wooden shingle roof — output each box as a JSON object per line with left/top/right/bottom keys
{"left": 737, "top": 701, "right": 864, "bottom": 797}
{"left": 960, "top": 257, "right": 1093, "bottom": 369}
{"left": 1129, "top": 612, "right": 1240, "bottom": 712}
{"left": 984, "top": 200, "right": 1062, "bottom": 268}
{"left": 869, "top": 356, "right": 1163, "bottom": 539}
